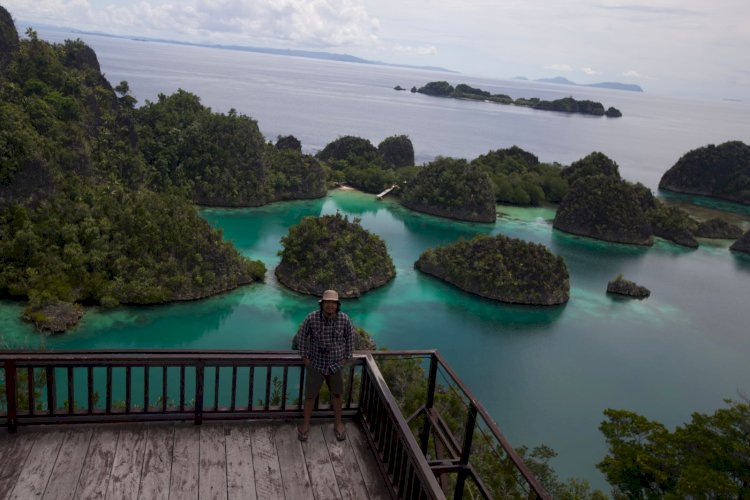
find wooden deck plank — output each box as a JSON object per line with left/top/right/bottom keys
{"left": 225, "top": 426, "right": 256, "bottom": 500}
{"left": 344, "top": 421, "right": 391, "bottom": 500}
{"left": 324, "top": 425, "right": 370, "bottom": 500}
{"left": 199, "top": 425, "right": 228, "bottom": 500}
{"left": 301, "top": 424, "right": 342, "bottom": 500}
{"left": 75, "top": 429, "right": 119, "bottom": 499}
{"left": 0, "top": 432, "right": 37, "bottom": 500}
{"left": 250, "top": 424, "right": 284, "bottom": 500}
{"left": 274, "top": 424, "right": 312, "bottom": 499}
{"left": 169, "top": 426, "right": 199, "bottom": 500}
{"left": 41, "top": 429, "right": 93, "bottom": 500}
{"left": 137, "top": 425, "right": 174, "bottom": 500}
{"left": 106, "top": 428, "right": 147, "bottom": 500}
{"left": 8, "top": 430, "right": 65, "bottom": 500}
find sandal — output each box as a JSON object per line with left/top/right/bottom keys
{"left": 335, "top": 428, "right": 346, "bottom": 441}
{"left": 298, "top": 427, "right": 309, "bottom": 442}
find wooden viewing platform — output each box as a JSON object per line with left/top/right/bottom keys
{"left": 0, "top": 419, "right": 388, "bottom": 499}
{"left": 0, "top": 351, "right": 550, "bottom": 499}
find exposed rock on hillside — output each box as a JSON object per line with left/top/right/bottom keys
{"left": 553, "top": 175, "right": 653, "bottom": 245}
{"left": 415, "top": 234, "right": 569, "bottom": 305}
{"left": 730, "top": 229, "right": 750, "bottom": 254}
{"left": 0, "top": 6, "right": 19, "bottom": 69}
{"left": 695, "top": 218, "right": 744, "bottom": 239}
{"left": 276, "top": 213, "right": 395, "bottom": 297}
{"left": 606, "top": 276, "right": 650, "bottom": 298}
{"left": 659, "top": 141, "right": 750, "bottom": 205}
{"left": 400, "top": 158, "right": 496, "bottom": 223}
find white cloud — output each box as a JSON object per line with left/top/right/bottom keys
{"left": 581, "top": 67, "right": 602, "bottom": 76}
{"left": 546, "top": 63, "right": 572, "bottom": 72}
{"left": 6, "top": 0, "right": 380, "bottom": 48}
{"left": 622, "top": 69, "right": 656, "bottom": 80}
{"left": 392, "top": 44, "right": 437, "bottom": 56}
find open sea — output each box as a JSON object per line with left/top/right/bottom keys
{"left": 2, "top": 28, "right": 750, "bottom": 489}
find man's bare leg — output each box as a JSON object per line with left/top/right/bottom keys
{"left": 333, "top": 394, "right": 344, "bottom": 434}
{"left": 301, "top": 397, "right": 314, "bottom": 434}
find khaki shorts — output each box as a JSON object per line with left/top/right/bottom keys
{"left": 305, "top": 366, "right": 344, "bottom": 399}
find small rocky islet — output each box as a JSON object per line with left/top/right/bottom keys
{"left": 606, "top": 276, "right": 651, "bottom": 299}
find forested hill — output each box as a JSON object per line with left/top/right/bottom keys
{"left": 0, "top": 8, "right": 266, "bottom": 332}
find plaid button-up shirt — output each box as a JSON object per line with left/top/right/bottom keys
{"left": 298, "top": 310, "right": 354, "bottom": 375}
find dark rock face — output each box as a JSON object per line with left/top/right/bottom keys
{"left": 553, "top": 175, "right": 653, "bottom": 245}
{"left": 659, "top": 141, "right": 750, "bottom": 205}
{"left": 695, "top": 218, "right": 744, "bottom": 239}
{"left": 276, "top": 135, "right": 302, "bottom": 152}
{"left": 23, "top": 301, "right": 84, "bottom": 333}
{"left": 378, "top": 135, "right": 414, "bottom": 168}
{"left": 0, "top": 6, "right": 19, "bottom": 70}
{"left": 730, "top": 229, "right": 750, "bottom": 254}
{"left": 607, "top": 276, "right": 650, "bottom": 298}
{"left": 415, "top": 234, "right": 570, "bottom": 305}
{"left": 62, "top": 40, "right": 102, "bottom": 73}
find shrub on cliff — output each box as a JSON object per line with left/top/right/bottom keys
{"left": 400, "top": 157, "right": 496, "bottom": 222}
{"left": 695, "top": 218, "right": 743, "bottom": 239}
{"left": 554, "top": 175, "right": 653, "bottom": 245}
{"left": 275, "top": 213, "right": 395, "bottom": 297}
{"left": 415, "top": 234, "right": 569, "bottom": 305}
{"left": 659, "top": 141, "right": 750, "bottom": 205}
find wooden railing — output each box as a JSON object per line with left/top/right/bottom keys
{"left": 0, "top": 350, "right": 549, "bottom": 499}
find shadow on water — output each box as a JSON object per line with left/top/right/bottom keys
{"left": 731, "top": 250, "right": 750, "bottom": 271}
{"left": 658, "top": 190, "right": 750, "bottom": 218}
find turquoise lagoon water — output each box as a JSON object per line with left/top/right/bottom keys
{"left": 3, "top": 189, "right": 749, "bottom": 487}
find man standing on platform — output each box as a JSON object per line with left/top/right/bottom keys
{"left": 296, "top": 289, "right": 354, "bottom": 442}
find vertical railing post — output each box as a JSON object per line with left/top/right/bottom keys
{"left": 420, "top": 353, "right": 438, "bottom": 453}
{"left": 195, "top": 362, "right": 204, "bottom": 425}
{"left": 453, "top": 403, "right": 478, "bottom": 499}
{"left": 6, "top": 361, "right": 17, "bottom": 433}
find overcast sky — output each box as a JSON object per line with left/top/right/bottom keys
{"left": 6, "top": 0, "right": 750, "bottom": 99}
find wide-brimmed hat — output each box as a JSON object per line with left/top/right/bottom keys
{"left": 319, "top": 290, "right": 340, "bottom": 303}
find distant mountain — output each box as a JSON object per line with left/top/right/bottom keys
{"left": 31, "top": 24, "right": 458, "bottom": 74}
{"left": 535, "top": 76, "right": 643, "bottom": 92}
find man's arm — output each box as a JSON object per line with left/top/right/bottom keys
{"left": 343, "top": 318, "right": 354, "bottom": 362}
{"left": 298, "top": 316, "right": 311, "bottom": 364}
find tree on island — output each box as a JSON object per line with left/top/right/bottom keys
{"left": 415, "top": 234, "right": 570, "bottom": 305}
{"left": 598, "top": 400, "right": 750, "bottom": 498}
{"left": 399, "top": 157, "right": 496, "bottom": 222}
{"left": 275, "top": 134, "right": 302, "bottom": 152}
{"left": 275, "top": 213, "right": 395, "bottom": 298}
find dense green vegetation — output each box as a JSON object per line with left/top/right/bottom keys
{"left": 415, "top": 234, "right": 569, "bottom": 305}
{"left": 695, "top": 218, "right": 743, "bottom": 239}
{"left": 135, "top": 90, "right": 326, "bottom": 206}
{"left": 471, "top": 146, "right": 568, "bottom": 205}
{"left": 554, "top": 174, "right": 654, "bottom": 245}
{"left": 400, "top": 157, "right": 496, "bottom": 222}
{"left": 659, "top": 141, "right": 750, "bottom": 205}
{"left": 316, "top": 135, "right": 417, "bottom": 193}
{"left": 0, "top": 12, "right": 265, "bottom": 330}
{"left": 554, "top": 152, "right": 713, "bottom": 248}
{"left": 598, "top": 400, "right": 750, "bottom": 498}
{"left": 415, "top": 81, "right": 621, "bottom": 117}
{"left": 275, "top": 213, "right": 395, "bottom": 297}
